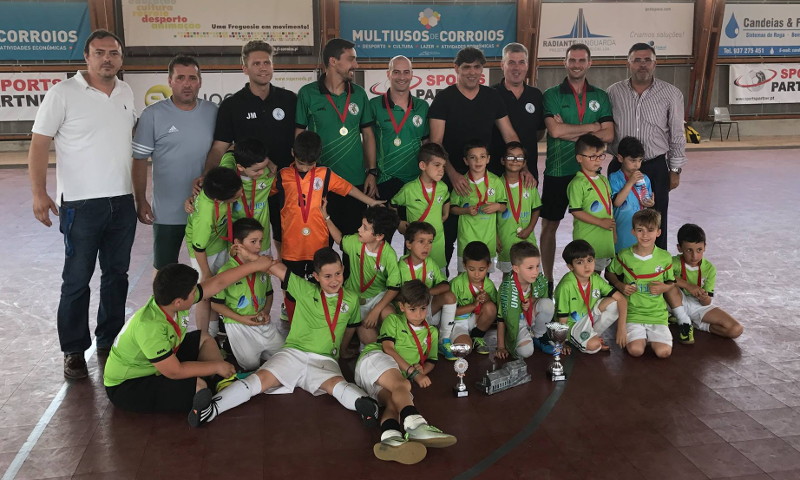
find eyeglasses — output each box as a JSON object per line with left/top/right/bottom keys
{"left": 503, "top": 155, "right": 526, "bottom": 162}
{"left": 578, "top": 153, "right": 609, "bottom": 161}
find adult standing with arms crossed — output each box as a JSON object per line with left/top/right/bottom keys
{"left": 28, "top": 30, "right": 138, "bottom": 379}
{"left": 540, "top": 44, "right": 614, "bottom": 296}
{"left": 607, "top": 43, "right": 686, "bottom": 250}
{"left": 132, "top": 55, "right": 217, "bottom": 270}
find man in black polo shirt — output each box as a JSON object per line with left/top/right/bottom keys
{"left": 428, "top": 46, "right": 519, "bottom": 269}
{"left": 490, "top": 42, "right": 545, "bottom": 181}
{"left": 203, "top": 40, "right": 296, "bottom": 254}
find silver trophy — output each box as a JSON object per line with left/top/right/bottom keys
{"left": 451, "top": 343, "right": 472, "bottom": 397}
{"left": 546, "top": 323, "right": 569, "bottom": 382}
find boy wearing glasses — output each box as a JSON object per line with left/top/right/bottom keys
{"left": 567, "top": 134, "right": 615, "bottom": 274}
{"left": 497, "top": 141, "right": 543, "bottom": 274}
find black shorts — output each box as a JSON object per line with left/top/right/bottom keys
{"left": 539, "top": 174, "right": 575, "bottom": 221}
{"left": 105, "top": 330, "right": 202, "bottom": 413}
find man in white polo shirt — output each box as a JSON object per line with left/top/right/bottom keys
{"left": 28, "top": 30, "right": 138, "bottom": 380}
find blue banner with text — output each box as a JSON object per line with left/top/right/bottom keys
{"left": 0, "top": 2, "right": 90, "bottom": 61}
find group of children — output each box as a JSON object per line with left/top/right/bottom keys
{"left": 102, "top": 131, "right": 743, "bottom": 465}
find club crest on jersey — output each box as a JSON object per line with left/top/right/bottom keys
{"left": 523, "top": 191, "right": 530, "bottom": 199}
{"left": 655, "top": 265, "right": 664, "bottom": 273}
{"left": 427, "top": 271, "right": 435, "bottom": 281}
{"left": 313, "top": 177, "right": 324, "bottom": 190}
{"left": 592, "top": 289, "right": 601, "bottom": 299}
{"left": 273, "top": 108, "right": 285, "bottom": 120}
{"left": 487, "top": 188, "right": 496, "bottom": 196}
{"left": 340, "top": 302, "right": 350, "bottom": 313}
{"left": 525, "top": 102, "right": 535, "bottom": 113}
{"left": 348, "top": 103, "right": 359, "bottom": 115}
{"left": 257, "top": 181, "right": 268, "bottom": 190}
{"left": 260, "top": 273, "right": 268, "bottom": 283}
{"left": 437, "top": 195, "right": 444, "bottom": 203}
{"left": 412, "top": 114, "right": 423, "bottom": 127}
{"left": 589, "top": 100, "right": 600, "bottom": 112}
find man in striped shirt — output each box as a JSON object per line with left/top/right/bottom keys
{"left": 607, "top": 43, "right": 687, "bottom": 250}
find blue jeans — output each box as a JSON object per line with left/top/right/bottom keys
{"left": 58, "top": 194, "right": 137, "bottom": 353}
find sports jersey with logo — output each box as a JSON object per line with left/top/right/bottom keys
{"left": 451, "top": 171, "right": 507, "bottom": 258}
{"left": 185, "top": 190, "right": 233, "bottom": 258}
{"left": 609, "top": 247, "right": 674, "bottom": 324}
{"left": 497, "top": 177, "right": 542, "bottom": 263}
{"left": 609, "top": 169, "right": 653, "bottom": 252}
{"left": 361, "top": 313, "right": 439, "bottom": 372}
{"left": 568, "top": 171, "right": 615, "bottom": 259}
{"left": 450, "top": 272, "right": 498, "bottom": 320}
{"left": 391, "top": 178, "right": 450, "bottom": 269}
{"left": 369, "top": 91, "right": 429, "bottom": 185}
{"left": 211, "top": 256, "right": 273, "bottom": 324}
{"left": 554, "top": 271, "right": 614, "bottom": 324}
{"left": 672, "top": 256, "right": 716, "bottom": 297}
{"left": 497, "top": 273, "right": 548, "bottom": 358}
{"left": 341, "top": 234, "right": 401, "bottom": 299}
{"left": 397, "top": 254, "right": 446, "bottom": 288}
{"left": 220, "top": 152, "right": 276, "bottom": 252}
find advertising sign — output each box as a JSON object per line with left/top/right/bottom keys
{"left": 340, "top": 3, "right": 516, "bottom": 58}
{"left": 0, "top": 73, "right": 68, "bottom": 121}
{"left": 719, "top": 4, "right": 800, "bottom": 57}
{"left": 0, "top": 2, "right": 90, "bottom": 60}
{"left": 120, "top": 0, "right": 313, "bottom": 51}
{"left": 729, "top": 64, "right": 800, "bottom": 104}
{"left": 538, "top": 3, "right": 693, "bottom": 58}
{"left": 363, "top": 68, "right": 489, "bottom": 105}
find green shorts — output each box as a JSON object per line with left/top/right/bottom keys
{"left": 153, "top": 223, "right": 186, "bottom": 270}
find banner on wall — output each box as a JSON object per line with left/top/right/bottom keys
{"left": 729, "top": 64, "right": 800, "bottom": 104}
{"left": 340, "top": 3, "right": 516, "bottom": 58}
{"left": 124, "top": 71, "right": 316, "bottom": 113}
{"left": 120, "top": 0, "right": 313, "bottom": 52}
{"left": 0, "top": 2, "right": 90, "bottom": 61}
{"left": 537, "top": 3, "right": 693, "bottom": 58}
{"left": 719, "top": 4, "right": 800, "bottom": 57}
{"left": 362, "top": 69, "right": 488, "bottom": 105}
{"left": 0, "top": 73, "right": 68, "bottom": 121}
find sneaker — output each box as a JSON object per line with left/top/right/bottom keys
{"left": 668, "top": 314, "right": 678, "bottom": 325}
{"left": 473, "top": 337, "right": 490, "bottom": 355}
{"left": 679, "top": 323, "right": 695, "bottom": 345}
{"left": 355, "top": 396, "right": 380, "bottom": 428}
{"left": 533, "top": 336, "right": 555, "bottom": 355}
{"left": 187, "top": 388, "right": 217, "bottom": 427}
{"left": 439, "top": 339, "right": 456, "bottom": 361}
{"left": 373, "top": 434, "right": 427, "bottom": 464}
{"left": 404, "top": 423, "right": 457, "bottom": 448}
{"left": 64, "top": 353, "right": 88, "bottom": 380}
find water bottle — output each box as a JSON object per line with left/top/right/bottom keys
{"left": 635, "top": 178, "right": 652, "bottom": 202}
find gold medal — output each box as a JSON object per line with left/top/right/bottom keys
{"left": 339, "top": 126, "right": 348, "bottom": 136}
{"left": 302, "top": 227, "right": 311, "bottom": 236}
{"left": 393, "top": 137, "right": 401, "bottom": 147}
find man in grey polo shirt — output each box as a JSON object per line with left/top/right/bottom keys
{"left": 132, "top": 55, "right": 217, "bottom": 270}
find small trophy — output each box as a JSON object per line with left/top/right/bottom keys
{"left": 546, "top": 323, "right": 569, "bottom": 382}
{"left": 451, "top": 343, "right": 472, "bottom": 397}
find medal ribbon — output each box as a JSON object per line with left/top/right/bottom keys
{"left": 293, "top": 165, "right": 317, "bottom": 224}
{"left": 213, "top": 201, "right": 234, "bottom": 242}
{"left": 234, "top": 255, "right": 259, "bottom": 312}
{"left": 623, "top": 173, "right": 646, "bottom": 208}
{"left": 407, "top": 257, "right": 426, "bottom": 283}
{"left": 468, "top": 173, "right": 489, "bottom": 206}
{"left": 512, "top": 271, "right": 533, "bottom": 327}
{"left": 325, "top": 84, "right": 351, "bottom": 129}
{"left": 383, "top": 92, "right": 413, "bottom": 138}
{"left": 359, "top": 242, "right": 384, "bottom": 293}
{"left": 504, "top": 178, "right": 523, "bottom": 223}
{"left": 320, "top": 288, "right": 344, "bottom": 349}
{"left": 576, "top": 278, "right": 595, "bottom": 325}
{"left": 240, "top": 180, "right": 257, "bottom": 218}
{"left": 468, "top": 281, "right": 483, "bottom": 315}
{"left": 569, "top": 80, "right": 588, "bottom": 123}
{"left": 407, "top": 320, "right": 432, "bottom": 364}
{"left": 584, "top": 173, "right": 612, "bottom": 216}
{"left": 158, "top": 306, "right": 183, "bottom": 353}
{"left": 418, "top": 179, "right": 436, "bottom": 222}
{"left": 680, "top": 257, "right": 702, "bottom": 287}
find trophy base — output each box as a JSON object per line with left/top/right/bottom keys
{"left": 453, "top": 387, "right": 469, "bottom": 397}
{"left": 548, "top": 372, "right": 566, "bottom": 382}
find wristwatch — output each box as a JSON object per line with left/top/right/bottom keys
{"left": 366, "top": 168, "right": 379, "bottom": 177}
{"left": 669, "top": 167, "right": 682, "bottom": 174}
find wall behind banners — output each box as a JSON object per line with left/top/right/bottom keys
{"left": 0, "top": 2, "right": 90, "bottom": 61}
{"left": 719, "top": 3, "right": 800, "bottom": 57}
{"left": 0, "top": 73, "right": 67, "bottom": 121}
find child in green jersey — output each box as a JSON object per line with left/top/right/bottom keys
{"left": 185, "top": 167, "right": 243, "bottom": 336}
{"left": 567, "top": 134, "right": 615, "bottom": 273}
{"left": 104, "top": 258, "right": 272, "bottom": 413}
{"left": 496, "top": 242, "right": 555, "bottom": 359}
{"left": 326, "top": 205, "right": 402, "bottom": 348}
{"left": 221, "top": 138, "right": 276, "bottom": 254}
{"left": 210, "top": 218, "right": 283, "bottom": 371}
{"left": 497, "top": 141, "right": 542, "bottom": 274}
{"left": 606, "top": 209, "right": 685, "bottom": 358}
{"left": 396, "top": 222, "right": 457, "bottom": 347}
{"left": 446, "top": 241, "right": 498, "bottom": 356}
{"left": 391, "top": 143, "right": 451, "bottom": 271}
{"left": 450, "top": 139, "right": 507, "bottom": 272}
{"left": 356, "top": 280, "right": 457, "bottom": 465}
{"left": 555, "top": 240, "right": 628, "bottom": 354}
{"left": 189, "top": 247, "right": 380, "bottom": 428}
{"left": 667, "top": 224, "right": 744, "bottom": 340}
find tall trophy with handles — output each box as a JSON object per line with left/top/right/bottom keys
{"left": 451, "top": 343, "right": 472, "bottom": 397}
{"left": 546, "top": 323, "right": 569, "bottom": 381}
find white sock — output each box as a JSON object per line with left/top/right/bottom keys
{"left": 439, "top": 303, "right": 457, "bottom": 337}
{"left": 331, "top": 381, "right": 368, "bottom": 411}
{"left": 697, "top": 321, "right": 711, "bottom": 332}
{"left": 210, "top": 374, "right": 262, "bottom": 420}
{"left": 403, "top": 414, "right": 427, "bottom": 431}
{"left": 381, "top": 429, "right": 404, "bottom": 441}
{"left": 673, "top": 305, "right": 691, "bottom": 326}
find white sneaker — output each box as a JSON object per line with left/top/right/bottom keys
{"left": 373, "top": 431, "right": 427, "bottom": 464}
{"left": 404, "top": 423, "right": 457, "bottom": 448}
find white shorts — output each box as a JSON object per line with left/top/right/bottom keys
{"left": 359, "top": 291, "right": 387, "bottom": 322}
{"left": 569, "top": 301, "right": 619, "bottom": 354}
{"left": 626, "top": 323, "right": 673, "bottom": 346}
{"left": 354, "top": 350, "right": 399, "bottom": 400}
{"left": 675, "top": 291, "right": 718, "bottom": 326}
{"left": 190, "top": 250, "right": 229, "bottom": 276}
{"left": 450, "top": 314, "right": 477, "bottom": 341}
{"left": 225, "top": 321, "right": 286, "bottom": 371}
{"left": 259, "top": 348, "right": 342, "bottom": 396}
{"left": 456, "top": 256, "right": 496, "bottom": 274}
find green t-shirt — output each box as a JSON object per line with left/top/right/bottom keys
{"left": 361, "top": 313, "right": 439, "bottom": 373}
{"left": 220, "top": 152, "right": 276, "bottom": 252}
{"left": 568, "top": 171, "right": 615, "bottom": 259}
{"left": 497, "top": 273, "right": 548, "bottom": 358}
{"left": 543, "top": 79, "right": 613, "bottom": 177}
{"left": 370, "top": 93, "right": 429, "bottom": 185}
{"left": 451, "top": 172, "right": 507, "bottom": 258}
{"left": 185, "top": 190, "right": 232, "bottom": 258}
{"left": 391, "top": 177, "right": 450, "bottom": 269}
{"left": 103, "top": 292, "right": 199, "bottom": 387}
{"left": 450, "top": 272, "right": 498, "bottom": 321}
{"left": 397, "top": 254, "right": 447, "bottom": 288}
{"left": 341, "top": 234, "right": 401, "bottom": 299}
{"left": 497, "top": 177, "right": 542, "bottom": 263}
{"left": 608, "top": 247, "right": 675, "bottom": 325}
{"left": 672, "top": 256, "right": 716, "bottom": 296}
{"left": 296, "top": 77, "right": 375, "bottom": 185}
{"left": 211, "top": 256, "right": 273, "bottom": 324}
{"left": 554, "top": 271, "right": 614, "bottom": 324}
{"left": 282, "top": 273, "right": 361, "bottom": 359}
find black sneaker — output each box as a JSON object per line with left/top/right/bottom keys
{"left": 355, "top": 396, "right": 380, "bottom": 428}
{"left": 64, "top": 353, "right": 88, "bottom": 379}
{"left": 188, "top": 388, "right": 217, "bottom": 427}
